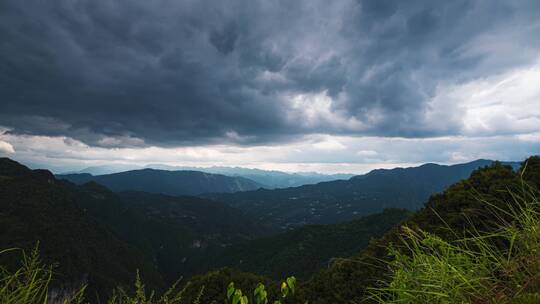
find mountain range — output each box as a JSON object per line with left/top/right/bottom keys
{"left": 205, "top": 159, "right": 520, "bottom": 229}
{"left": 59, "top": 159, "right": 520, "bottom": 231}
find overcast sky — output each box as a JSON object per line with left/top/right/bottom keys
{"left": 1, "top": 0, "right": 539, "bottom": 173}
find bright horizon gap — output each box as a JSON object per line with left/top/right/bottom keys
{"left": 1, "top": 131, "right": 535, "bottom": 175}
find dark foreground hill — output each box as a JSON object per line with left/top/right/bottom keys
{"left": 58, "top": 168, "right": 262, "bottom": 196}
{"left": 205, "top": 159, "right": 519, "bottom": 229}
{"left": 0, "top": 158, "right": 162, "bottom": 299}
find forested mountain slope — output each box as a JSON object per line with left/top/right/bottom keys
{"left": 299, "top": 156, "right": 539, "bottom": 304}
{"left": 69, "top": 185, "right": 270, "bottom": 283}
{"left": 211, "top": 208, "right": 411, "bottom": 280}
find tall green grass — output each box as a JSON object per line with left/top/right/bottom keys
{"left": 105, "top": 271, "right": 202, "bottom": 304}
{"left": 370, "top": 183, "right": 540, "bottom": 303}
{"left": 0, "top": 246, "right": 203, "bottom": 304}
{"left": 0, "top": 246, "right": 84, "bottom": 304}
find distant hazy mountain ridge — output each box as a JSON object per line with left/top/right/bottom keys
{"left": 147, "top": 165, "right": 354, "bottom": 188}
{"left": 64, "top": 164, "right": 354, "bottom": 189}
{"left": 57, "top": 169, "right": 263, "bottom": 196}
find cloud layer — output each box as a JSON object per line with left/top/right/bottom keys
{"left": 1, "top": 0, "right": 539, "bottom": 148}
{"left": 1, "top": 0, "right": 539, "bottom": 172}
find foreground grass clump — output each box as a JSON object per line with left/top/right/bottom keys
{"left": 370, "top": 184, "right": 540, "bottom": 303}
{"left": 0, "top": 247, "right": 203, "bottom": 304}
{"left": 0, "top": 246, "right": 84, "bottom": 304}
{"left": 106, "top": 272, "right": 204, "bottom": 304}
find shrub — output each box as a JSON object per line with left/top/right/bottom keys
{"left": 226, "top": 276, "right": 297, "bottom": 304}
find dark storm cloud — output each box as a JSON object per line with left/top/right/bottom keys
{"left": 0, "top": 0, "right": 539, "bottom": 147}
{"left": 210, "top": 21, "right": 238, "bottom": 55}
